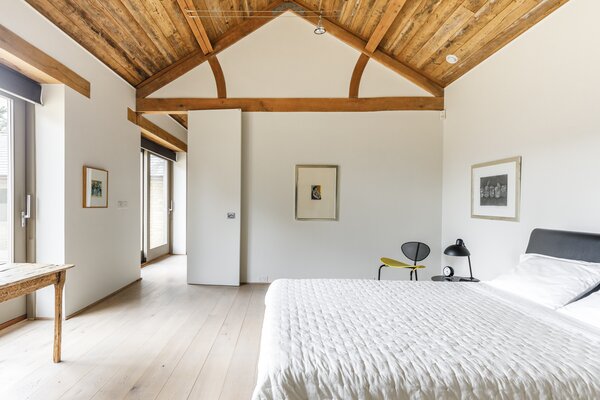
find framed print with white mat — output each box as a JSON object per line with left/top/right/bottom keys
{"left": 295, "top": 165, "right": 338, "bottom": 220}
{"left": 471, "top": 157, "right": 521, "bottom": 221}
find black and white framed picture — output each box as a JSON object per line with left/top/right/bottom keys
{"left": 83, "top": 166, "right": 108, "bottom": 208}
{"left": 471, "top": 157, "right": 521, "bottom": 221}
{"left": 295, "top": 165, "right": 338, "bottom": 220}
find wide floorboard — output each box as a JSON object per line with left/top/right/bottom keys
{"left": 0, "top": 256, "right": 267, "bottom": 400}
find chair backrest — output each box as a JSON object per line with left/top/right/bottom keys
{"left": 401, "top": 242, "right": 431, "bottom": 265}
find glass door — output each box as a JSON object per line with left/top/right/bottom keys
{"left": 0, "top": 93, "right": 27, "bottom": 264}
{"left": 141, "top": 150, "right": 171, "bottom": 262}
{"left": 0, "top": 92, "right": 30, "bottom": 321}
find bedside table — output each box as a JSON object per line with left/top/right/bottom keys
{"left": 431, "top": 275, "right": 480, "bottom": 282}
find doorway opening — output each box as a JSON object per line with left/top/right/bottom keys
{"left": 140, "top": 149, "right": 172, "bottom": 264}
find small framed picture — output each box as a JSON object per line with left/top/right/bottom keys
{"left": 83, "top": 166, "right": 108, "bottom": 208}
{"left": 471, "top": 157, "right": 521, "bottom": 221}
{"left": 295, "top": 165, "right": 338, "bottom": 220}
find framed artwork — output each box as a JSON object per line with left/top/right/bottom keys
{"left": 295, "top": 165, "right": 338, "bottom": 220}
{"left": 83, "top": 166, "right": 108, "bottom": 208}
{"left": 471, "top": 156, "right": 521, "bottom": 221}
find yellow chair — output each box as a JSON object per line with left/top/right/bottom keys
{"left": 378, "top": 242, "right": 430, "bottom": 281}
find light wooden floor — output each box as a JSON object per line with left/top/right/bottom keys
{"left": 0, "top": 256, "right": 267, "bottom": 400}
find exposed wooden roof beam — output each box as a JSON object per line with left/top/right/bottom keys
{"left": 127, "top": 108, "right": 188, "bottom": 152}
{"left": 0, "top": 24, "right": 90, "bottom": 98}
{"left": 365, "top": 0, "right": 407, "bottom": 53}
{"left": 176, "top": 0, "right": 213, "bottom": 54}
{"left": 290, "top": 1, "right": 443, "bottom": 97}
{"left": 136, "top": 97, "right": 444, "bottom": 113}
{"left": 136, "top": 0, "right": 283, "bottom": 98}
{"left": 170, "top": 114, "right": 188, "bottom": 129}
{"left": 349, "top": 0, "right": 406, "bottom": 98}
{"left": 177, "top": 0, "right": 227, "bottom": 98}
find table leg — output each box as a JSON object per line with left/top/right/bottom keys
{"left": 53, "top": 271, "right": 66, "bottom": 363}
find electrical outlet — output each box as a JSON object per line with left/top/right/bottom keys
{"left": 227, "top": 212, "right": 236, "bottom": 219}
{"left": 117, "top": 200, "right": 128, "bottom": 209}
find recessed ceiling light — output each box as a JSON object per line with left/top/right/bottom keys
{"left": 446, "top": 54, "right": 459, "bottom": 64}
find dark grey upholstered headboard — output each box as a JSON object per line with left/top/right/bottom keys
{"left": 526, "top": 228, "right": 600, "bottom": 264}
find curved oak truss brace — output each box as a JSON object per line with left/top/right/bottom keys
{"left": 349, "top": 54, "right": 369, "bottom": 98}
{"left": 208, "top": 57, "right": 227, "bottom": 98}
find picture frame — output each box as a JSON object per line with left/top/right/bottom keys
{"left": 471, "top": 156, "right": 521, "bottom": 221}
{"left": 83, "top": 166, "right": 108, "bottom": 208}
{"left": 295, "top": 165, "right": 338, "bottom": 221}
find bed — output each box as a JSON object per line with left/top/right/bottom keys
{"left": 252, "top": 229, "right": 600, "bottom": 399}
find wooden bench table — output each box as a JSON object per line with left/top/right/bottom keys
{"left": 0, "top": 263, "right": 74, "bottom": 363}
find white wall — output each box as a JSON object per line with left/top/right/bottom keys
{"left": 144, "top": 114, "right": 188, "bottom": 144}
{"left": 1, "top": 0, "right": 141, "bottom": 320}
{"left": 442, "top": 0, "right": 600, "bottom": 280}
{"left": 172, "top": 153, "right": 187, "bottom": 255}
{"left": 242, "top": 112, "right": 442, "bottom": 282}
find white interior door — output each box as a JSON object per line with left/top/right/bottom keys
{"left": 187, "top": 109, "right": 241, "bottom": 286}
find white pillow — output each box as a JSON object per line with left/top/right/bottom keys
{"left": 486, "top": 253, "right": 600, "bottom": 309}
{"left": 558, "top": 291, "right": 600, "bottom": 329}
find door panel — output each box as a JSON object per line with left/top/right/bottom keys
{"left": 187, "top": 109, "right": 241, "bottom": 286}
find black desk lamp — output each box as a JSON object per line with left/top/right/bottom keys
{"left": 444, "top": 239, "right": 478, "bottom": 282}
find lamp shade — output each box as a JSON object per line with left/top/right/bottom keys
{"left": 444, "top": 239, "right": 471, "bottom": 257}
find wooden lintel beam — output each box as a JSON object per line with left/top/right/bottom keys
{"left": 291, "top": 1, "right": 444, "bottom": 97}
{"left": 136, "top": 0, "right": 284, "bottom": 98}
{"left": 127, "top": 108, "right": 188, "bottom": 152}
{"left": 365, "top": 0, "right": 407, "bottom": 53}
{"left": 0, "top": 24, "right": 90, "bottom": 98}
{"left": 136, "top": 97, "right": 444, "bottom": 113}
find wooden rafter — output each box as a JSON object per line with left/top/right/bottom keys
{"left": 136, "top": 0, "right": 284, "bottom": 98}
{"left": 0, "top": 24, "right": 90, "bottom": 98}
{"left": 290, "top": 1, "right": 444, "bottom": 97}
{"left": 127, "top": 108, "right": 188, "bottom": 152}
{"left": 349, "top": 54, "right": 369, "bottom": 98}
{"left": 349, "top": 0, "right": 406, "bottom": 98}
{"left": 170, "top": 114, "right": 188, "bottom": 129}
{"left": 136, "top": 97, "right": 444, "bottom": 113}
{"left": 365, "top": 0, "right": 407, "bottom": 53}
{"left": 176, "top": 0, "right": 213, "bottom": 54}
{"left": 176, "top": 0, "right": 227, "bottom": 98}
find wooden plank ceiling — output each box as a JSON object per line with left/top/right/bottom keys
{"left": 26, "top": 0, "right": 567, "bottom": 98}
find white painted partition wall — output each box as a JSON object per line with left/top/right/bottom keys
{"left": 187, "top": 110, "right": 242, "bottom": 286}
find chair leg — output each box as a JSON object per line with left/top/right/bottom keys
{"left": 409, "top": 270, "right": 413, "bottom": 281}
{"left": 378, "top": 265, "right": 386, "bottom": 281}
{"left": 414, "top": 269, "right": 418, "bottom": 281}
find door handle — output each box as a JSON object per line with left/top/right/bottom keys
{"left": 168, "top": 200, "right": 173, "bottom": 213}
{"left": 21, "top": 194, "right": 31, "bottom": 228}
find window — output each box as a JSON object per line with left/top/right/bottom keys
{"left": 0, "top": 96, "right": 11, "bottom": 261}
{"left": 149, "top": 154, "right": 168, "bottom": 249}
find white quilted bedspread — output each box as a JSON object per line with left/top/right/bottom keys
{"left": 252, "top": 279, "right": 600, "bottom": 400}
